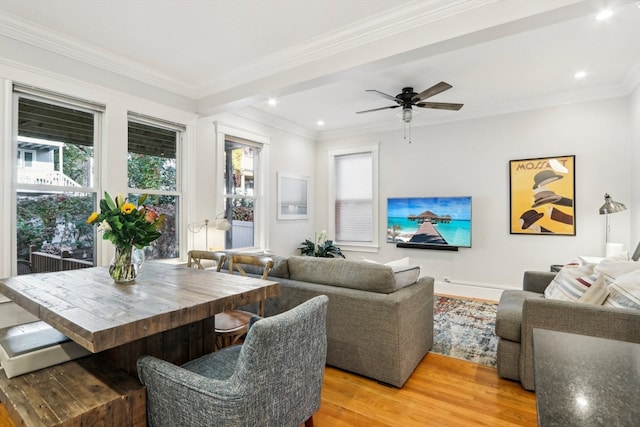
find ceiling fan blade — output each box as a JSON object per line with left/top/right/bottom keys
{"left": 416, "top": 102, "right": 463, "bottom": 111}
{"left": 356, "top": 105, "right": 401, "bottom": 114}
{"left": 366, "top": 89, "right": 401, "bottom": 103}
{"left": 412, "top": 82, "right": 453, "bottom": 102}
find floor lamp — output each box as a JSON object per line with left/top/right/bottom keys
{"left": 188, "top": 214, "right": 231, "bottom": 250}
{"left": 598, "top": 193, "right": 627, "bottom": 257}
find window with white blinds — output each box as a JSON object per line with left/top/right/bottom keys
{"left": 330, "top": 144, "right": 379, "bottom": 248}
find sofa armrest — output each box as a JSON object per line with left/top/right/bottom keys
{"left": 522, "top": 271, "right": 555, "bottom": 294}
{"left": 518, "top": 298, "right": 640, "bottom": 390}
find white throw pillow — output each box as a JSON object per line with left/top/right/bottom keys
{"left": 594, "top": 260, "right": 640, "bottom": 284}
{"left": 602, "top": 270, "right": 640, "bottom": 310}
{"left": 385, "top": 257, "right": 411, "bottom": 267}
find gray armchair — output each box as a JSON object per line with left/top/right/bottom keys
{"left": 137, "top": 295, "right": 328, "bottom": 427}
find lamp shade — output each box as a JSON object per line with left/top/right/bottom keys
{"left": 598, "top": 193, "right": 626, "bottom": 215}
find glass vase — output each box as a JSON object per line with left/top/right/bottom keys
{"left": 109, "top": 246, "right": 144, "bottom": 283}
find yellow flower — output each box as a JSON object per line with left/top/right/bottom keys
{"left": 87, "top": 212, "right": 99, "bottom": 224}
{"left": 121, "top": 202, "right": 136, "bottom": 214}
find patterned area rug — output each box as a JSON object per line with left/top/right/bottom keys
{"left": 432, "top": 295, "right": 499, "bottom": 367}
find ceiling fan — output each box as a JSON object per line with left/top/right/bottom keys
{"left": 356, "top": 82, "right": 463, "bottom": 123}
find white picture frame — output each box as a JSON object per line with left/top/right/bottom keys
{"left": 277, "top": 172, "right": 308, "bottom": 220}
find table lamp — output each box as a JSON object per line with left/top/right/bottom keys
{"left": 598, "top": 193, "right": 627, "bottom": 257}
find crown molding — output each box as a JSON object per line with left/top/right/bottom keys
{"left": 0, "top": 12, "right": 197, "bottom": 97}
{"left": 195, "top": 0, "right": 495, "bottom": 95}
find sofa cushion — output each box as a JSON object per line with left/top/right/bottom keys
{"left": 496, "top": 290, "right": 543, "bottom": 342}
{"left": 287, "top": 256, "right": 419, "bottom": 294}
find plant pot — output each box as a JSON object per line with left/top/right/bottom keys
{"left": 109, "top": 246, "right": 144, "bottom": 283}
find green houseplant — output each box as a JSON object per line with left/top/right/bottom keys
{"left": 299, "top": 231, "right": 345, "bottom": 258}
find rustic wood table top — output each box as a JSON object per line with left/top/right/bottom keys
{"left": 0, "top": 262, "right": 280, "bottom": 353}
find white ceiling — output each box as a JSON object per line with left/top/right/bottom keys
{"left": 1, "top": 0, "right": 639, "bottom": 138}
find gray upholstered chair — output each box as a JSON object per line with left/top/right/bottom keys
{"left": 137, "top": 295, "right": 328, "bottom": 427}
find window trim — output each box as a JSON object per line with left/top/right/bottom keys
{"left": 328, "top": 143, "right": 380, "bottom": 253}
{"left": 214, "top": 122, "right": 270, "bottom": 252}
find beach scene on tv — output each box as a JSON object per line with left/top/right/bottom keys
{"left": 387, "top": 197, "right": 472, "bottom": 247}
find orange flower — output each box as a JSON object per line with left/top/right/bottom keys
{"left": 143, "top": 207, "right": 159, "bottom": 223}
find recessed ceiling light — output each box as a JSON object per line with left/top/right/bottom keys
{"left": 574, "top": 71, "right": 587, "bottom": 79}
{"left": 316, "top": 120, "right": 325, "bottom": 126}
{"left": 267, "top": 98, "right": 277, "bottom": 106}
{"left": 596, "top": 9, "right": 613, "bottom": 20}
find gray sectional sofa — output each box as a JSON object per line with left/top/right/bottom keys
{"left": 496, "top": 271, "right": 640, "bottom": 390}
{"left": 235, "top": 255, "right": 434, "bottom": 387}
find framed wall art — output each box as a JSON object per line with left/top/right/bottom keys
{"left": 509, "top": 155, "right": 575, "bottom": 235}
{"left": 277, "top": 172, "right": 308, "bottom": 220}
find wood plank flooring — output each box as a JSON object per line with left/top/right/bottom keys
{"left": 314, "top": 353, "right": 537, "bottom": 427}
{"left": 0, "top": 352, "right": 535, "bottom": 427}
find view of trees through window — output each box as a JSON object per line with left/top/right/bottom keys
{"left": 15, "top": 95, "right": 98, "bottom": 273}
{"left": 127, "top": 118, "right": 181, "bottom": 260}
{"left": 14, "top": 93, "right": 182, "bottom": 274}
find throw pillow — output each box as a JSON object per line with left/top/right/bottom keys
{"left": 576, "top": 274, "right": 609, "bottom": 305}
{"left": 602, "top": 270, "right": 640, "bottom": 310}
{"left": 544, "top": 263, "right": 597, "bottom": 302}
{"left": 385, "top": 257, "right": 411, "bottom": 267}
{"left": 594, "top": 260, "right": 640, "bottom": 284}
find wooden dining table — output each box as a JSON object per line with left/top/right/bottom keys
{"left": 0, "top": 261, "right": 280, "bottom": 374}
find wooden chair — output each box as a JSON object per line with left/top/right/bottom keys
{"left": 215, "top": 254, "right": 274, "bottom": 349}
{"left": 186, "top": 250, "right": 226, "bottom": 271}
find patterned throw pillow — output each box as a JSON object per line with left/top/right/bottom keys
{"left": 602, "top": 270, "right": 640, "bottom": 310}
{"left": 544, "top": 263, "right": 597, "bottom": 302}
{"left": 576, "top": 274, "right": 610, "bottom": 305}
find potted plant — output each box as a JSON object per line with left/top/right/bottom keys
{"left": 299, "top": 230, "right": 345, "bottom": 258}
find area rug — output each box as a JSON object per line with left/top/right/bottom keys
{"left": 432, "top": 295, "right": 499, "bottom": 367}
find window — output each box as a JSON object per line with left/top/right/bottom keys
{"left": 222, "top": 136, "right": 261, "bottom": 249}
{"left": 127, "top": 113, "right": 184, "bottom": 260}
{"left": 14, "top": 88, "right": 103, "bottom": 274}
{"left": 329, "top": 144, "right": 379, "bottom": 250}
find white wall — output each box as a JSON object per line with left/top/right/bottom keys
{"left": 316, "top": 96, "right": 634, "bottom": 297}
{"left": 188, "top": 112, "right": 317, "bottom": 256}
{"left": 629, "top": 83, "right": 640, "bottom": 249}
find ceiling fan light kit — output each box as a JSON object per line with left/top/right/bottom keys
{"left": 356, "top": 81, "right": 463, "bottom": 143}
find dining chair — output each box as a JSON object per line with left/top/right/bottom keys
{"left": 138, "top": 295, "right": 328, "bottom": 427}
{"left": 215, "top": 254, "right": 274, "bottom": 349}
{"left": 186, "top": 250, "right": 226, "bottom": 271}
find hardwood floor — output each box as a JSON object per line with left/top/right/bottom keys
{"left": 0, "top": 354, "right": 536, "bottom": 427}
{"left": 315, "top": 353, "right": 537, "bottom": 427}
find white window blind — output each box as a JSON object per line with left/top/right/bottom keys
{"left": 335, "top": 152, "right": 373, "bottom": 242}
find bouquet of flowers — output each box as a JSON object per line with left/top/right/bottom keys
{"left": 299, "top": 230, "right": 345, "bottom": 258}
{"left": 87, "top": 192, "right": 165, "bottom": 281}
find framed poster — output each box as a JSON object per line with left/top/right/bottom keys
{"left": 277, "top": 172, "right": 308, "bottom": 220}
{"left": 509, "top": 155, "right": 575, "bottom": 235}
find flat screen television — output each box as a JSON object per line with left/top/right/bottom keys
{"left": 387, "top": 196, "right": 472, "bottom": 249}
